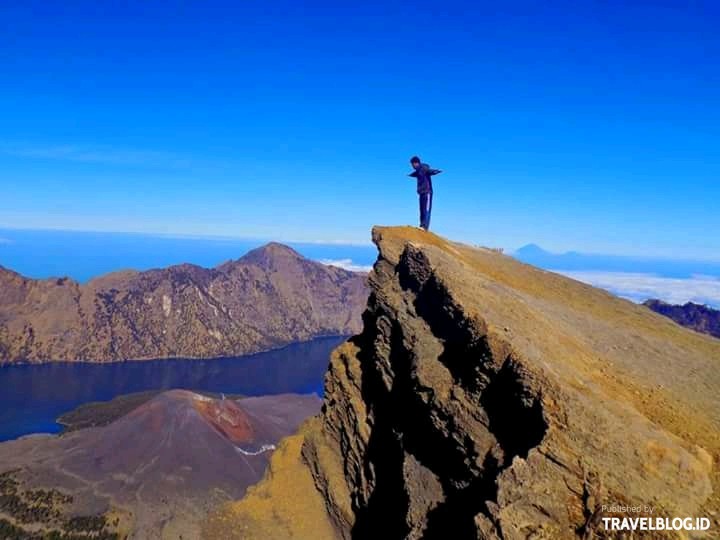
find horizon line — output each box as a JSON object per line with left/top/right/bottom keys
{"left": 0, "top": 224, "right": 375, "bottom": 248}
{"left": 2, "top": 225, "right": 720, "bottom": 264}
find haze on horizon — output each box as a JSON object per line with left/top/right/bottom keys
{"left": 2, "top": 227, "right": 720, "bottom": 309}
{"left": 2, "top": 1, "right": 719, "bottom": 259}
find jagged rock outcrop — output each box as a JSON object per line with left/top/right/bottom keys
{"left": 205, "top": 227, "right": 720, "bottom": 539}
{"left": 645, "top": 299, "right": 720, "bottom": 339}
{"left": 0, "top": 243, "right": 367, "bottom": 363}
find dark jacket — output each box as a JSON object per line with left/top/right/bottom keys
{"left": 409, "top": 163, "right": 442, "bottom": 194}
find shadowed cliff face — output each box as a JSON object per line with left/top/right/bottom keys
{"left": 205, "top": 227, "right": 720, "bottom": 540}
{"left": 0, "top": 243, "right": 368, "bottom": 363}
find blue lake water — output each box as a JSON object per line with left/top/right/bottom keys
{"left": 0, "top": 336, "right": 345, "bottom": 442}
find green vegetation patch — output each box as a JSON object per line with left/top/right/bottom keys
{"left": 0, "top": 470, "right": 71, "bottom": 525}
{"left": 0, "top": 518, "right": 121, "bottom": 539}
{"left": 57, "top": 391, "right": 161, "bottom": 433}
{"left": 0, "top": 471, "right": 121, "bottom": 540}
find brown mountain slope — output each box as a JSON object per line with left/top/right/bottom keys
{"left": 205, "top": 226, "right": 720, "bottom": 539}
{"left": 0, "top": 390, "right": 321, "bottom": 539}
{"left": 645, "top": 299, "right": 720, "bottom": 339}
{"left": 0, "top": 243, "right": 368, "bottom": 363}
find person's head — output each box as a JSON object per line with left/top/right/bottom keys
{"left": 410, "top": 156, "right": 421, "bottom": 169}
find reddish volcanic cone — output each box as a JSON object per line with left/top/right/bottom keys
{"left": 0, "top": 390, "right": 321, "bottom": 538}
{"left": 192, "top": 394, "right": 255, "bottom": 444}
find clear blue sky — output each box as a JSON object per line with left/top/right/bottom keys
{"left": 2, "top": 1, "right": 719, "bottom": 258}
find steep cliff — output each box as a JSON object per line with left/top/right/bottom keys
{"left": 205, "top": 227, "right": 720, "bottom": 539}
{"left": 0, "top": 243, "right": 367, "bottom": 363}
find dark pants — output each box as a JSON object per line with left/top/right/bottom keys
{"left": 419, "top": 192, "right": 433, "bottom": 230}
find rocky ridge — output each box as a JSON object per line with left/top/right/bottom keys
{"left": 205, "top": 226, "right": 720, "bottom": 539}
{"left": 0, "top": 243, "right": 367, "bottom": 363}
{"left": 645, "top": 299, "right": 720, "bottom": 339}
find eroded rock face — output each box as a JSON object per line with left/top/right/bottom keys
{"left": 206, "top": 227, "right": 720, "bottom": 539}
{"left": 0, "top": 243, "right": 368, "bottom": 363}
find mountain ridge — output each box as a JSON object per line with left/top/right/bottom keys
{"left": 0, "top": 243, "right": 368, "bottom": 363}
{"left": 645, "top": 298, "right": 720, "bottom": 339}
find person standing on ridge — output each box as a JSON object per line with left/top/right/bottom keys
{"left": 408, "top": 156, "right": 442, "bottom": 231}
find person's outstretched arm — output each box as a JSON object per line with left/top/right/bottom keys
{"left": 408, "top": 171, "right": 419, "bottom": 177}
{"left": 429, "top": 168, "right": 442, "bottom": 175}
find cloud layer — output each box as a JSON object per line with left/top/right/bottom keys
{"left": 320, "top": 259, "right": 373, "bottom": 273}
{"left": 317, "top": 263, "right": 720, "bottom": 308}
{"left": 559, "top": 271, "right": 720, "bottom": 308}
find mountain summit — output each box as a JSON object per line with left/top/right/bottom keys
{"left": 513, "top": 243, "right": 549, "bottom": 257}
{"left": 206, "top": 226, "right": 720, "bottom": 539}
{"left": 222, "top": 242, "right": 305, "bottom": 270}
{"left": 0, "top": 243, "right": 368, "bottom": 363}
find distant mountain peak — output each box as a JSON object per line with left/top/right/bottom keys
{"left": 213, "top": 242, "right": 304, "bottom": 273}
{"left": 0, "top": 241, "right": 368, "bottom": 363}
{"left": 515, "top": 243, "right": 549, "bottom": 256}
{"left": 255, "top": 242, "right": 303, "bottom": 257}
{"left": 232, "top": 242, "right": 303, "bottom": 266}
